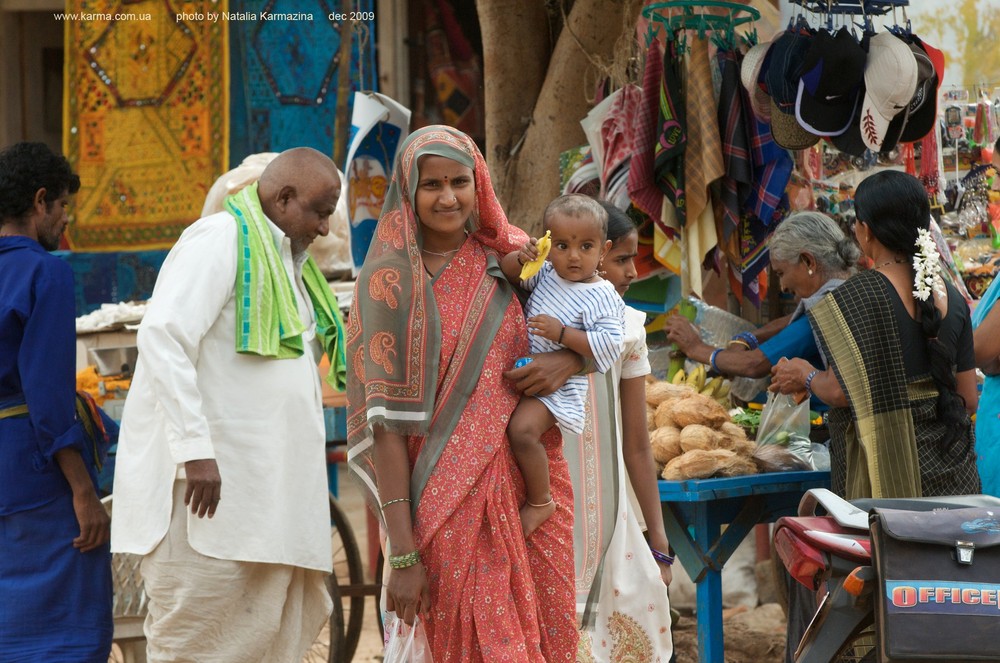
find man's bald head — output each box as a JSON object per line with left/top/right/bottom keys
{"left": 258, "top": 147, "right": 341, "bottom": 255}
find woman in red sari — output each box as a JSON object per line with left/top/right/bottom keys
{"left": 346, "top": 125, "right": 578, "bottom": 661}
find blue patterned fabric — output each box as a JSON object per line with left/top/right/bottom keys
{"left": 229, "top": 0, "right": 378, "bottom": 164}
{"left": 55, "top": 250, "right": 168, "bottom": 317}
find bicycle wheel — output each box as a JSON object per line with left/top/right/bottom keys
{"left": 832, "top": 624, "right": 877, "bottom": 663}
{"left": 374, "top": 549, "right": 385, "bottom": 641}
{"left": 304, "top": 494, "right": 364, "bottom": 663}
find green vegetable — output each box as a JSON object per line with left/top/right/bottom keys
{"left": 730, "top": 408, "right": 761, "bottom": 437}
{"left": 775, "top": 431, "right": 790, "bottom": 446}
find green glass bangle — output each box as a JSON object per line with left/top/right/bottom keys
{"left": 388, "top": 550, "right": 421, "bottom": 569}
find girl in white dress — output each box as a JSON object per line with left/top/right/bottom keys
{"left": 567, "top": 201, "right": 674, "bottom": 662}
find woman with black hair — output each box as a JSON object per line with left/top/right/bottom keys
{"left": 771, "top": 170, "right": 980, "bottom": 499}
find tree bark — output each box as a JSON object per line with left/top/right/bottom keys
{"left": 476, "top": 0, "right": 551, "bottom": 210}
{"left": 481, "top": 0, "right": 636, "bottom": 234}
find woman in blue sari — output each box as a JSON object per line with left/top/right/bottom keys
{"left": 972, "top": 275, "right": 1000, "bottom": 495}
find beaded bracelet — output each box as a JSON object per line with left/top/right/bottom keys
{"left": 731, "top": 331, "right": 759, "bottom": 351}
{"left": 381, "top": 497, "right": 411, "bottom": 509}
{"left": 388, "top": 550, "right": 422, "bottom": 569}
{"left": 805, "top": 369, "right": 819, "bottom": 394}
{"left": 650, "top": 547, "right": 675, "bottom": 566}
{"left": 709, "top": 348, "right": 723, "bottom": 373}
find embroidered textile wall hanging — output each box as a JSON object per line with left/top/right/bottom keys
{"left": 64, "top": 0, "right": 229, "bottom": 250}
{"left": 228, "top": 0, "right": 377, "bottom": 165}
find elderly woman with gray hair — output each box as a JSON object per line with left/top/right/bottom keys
{"left": 666, "top": 211, "right": 860, "bottom": 379}
{"left": 668, "top": 210, "right": 861, "bottom": 663}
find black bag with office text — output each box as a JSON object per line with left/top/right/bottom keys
{"left": 870, "top": 506, "right": 1000, "bottom": 661}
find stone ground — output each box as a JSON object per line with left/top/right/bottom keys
{"left": 328, "top": 465, "right": 791, "bottom": 663}
{"left": 111, "top": 463, "right": 791, "bottom": 662}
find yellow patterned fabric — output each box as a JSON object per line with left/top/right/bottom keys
{"left": 64, "top": 0, "right": 228, "bottom": 250}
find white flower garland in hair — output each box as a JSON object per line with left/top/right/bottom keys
{"left": 912, "top": 228, "right": 945, "bottom": 302}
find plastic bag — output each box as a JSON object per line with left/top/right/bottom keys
{"left": 755, "top": 391, "right": 814, "bottom": 467}
{"left": 383, "top": 613, "right": 433, "bottom": 663}
{"left": 687, "top": 297, "right": 769, "bottom": 401}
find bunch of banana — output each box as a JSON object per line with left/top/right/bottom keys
{"left": 519, "top": 230, "right": 552, "bottom": 281}
{"left": 700, "top": 375, "right": 731, "bottom": 406}
{"left": 685, "top": 364, "right": 707, "bottom": 391}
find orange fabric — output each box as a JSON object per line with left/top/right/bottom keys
{"left": 410, "top": 244, "right": 576, "bottom": 661}
{"left": 63, "top": 1, "right": 228, "bottom": 249}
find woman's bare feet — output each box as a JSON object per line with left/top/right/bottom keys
{"left": 520, "top": 499, "right": 556, "bottom": 538}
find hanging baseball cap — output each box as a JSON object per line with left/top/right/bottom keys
{"left": 795, "top": 28, "right": 866, "bottom": 136}
{"left": 765, "top": 30, "right": 820, "bottom": 150}
{"left": 832, "top": 98, "right": 869, "bottom": 157}
{"left": 899, "top": 36, "right": 945, "bottom": 143}
{"left": 860, "top": 31, "right": 918, "bottom": 152}
{"left": 741, "top": 40, "right": 773, "bottom": 122}
{"left": 831, "top": 32, "right": 871, "bottom": 158}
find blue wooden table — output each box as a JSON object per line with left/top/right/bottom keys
{"left": 659, "top": 470, "right": 831, "bottom": 663}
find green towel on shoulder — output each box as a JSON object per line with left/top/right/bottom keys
{"left": 225, "top": 182, "right": 347, "bottom": 391}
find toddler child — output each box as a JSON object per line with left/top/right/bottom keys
{"left": 501, "top": 194, "right": 624, "bottom": 536}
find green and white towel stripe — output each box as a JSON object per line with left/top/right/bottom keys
{"left": 225, "top": 182, "right": 347, "bottom": 391}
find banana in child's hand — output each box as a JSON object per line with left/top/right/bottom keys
{"left": 519, "top": 230, "right": 552, "bottom": 281}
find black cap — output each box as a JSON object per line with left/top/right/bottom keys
{"left": 795, "top": 28, "right": 866, "bottom": 137}
{"left": 899, "top": 38, "right": 940, "bottom": 143}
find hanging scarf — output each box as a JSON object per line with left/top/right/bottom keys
{"left": 654, "top": 38, "right": 687, "bottom": 224}
{"left": 345, "top": 125, "right": 526, "bottom": 512}
{"left": 717, "top": 48, "right": 753, "bottom": 246}
{"left": 225, "top": 183, "right": 347, "bottom": 391}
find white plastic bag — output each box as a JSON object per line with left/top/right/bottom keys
{"left": 756, "top": 391, "right": 814, "bottom": 466}
{"left": 383, "top": 613, "right": 433, "bottom": 663}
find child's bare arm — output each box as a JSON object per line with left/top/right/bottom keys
{"left": 501, "top": 239, "right": 540, "bottom": 284}
{"left": 527, "top": 315, "right": 595, "bottom": 359}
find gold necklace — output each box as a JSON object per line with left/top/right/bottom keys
{"left": 421, "top": 247, "right": 461, "bottom": 257}
{"left": 873, "top": 257, "right": 907, "bottom": 270}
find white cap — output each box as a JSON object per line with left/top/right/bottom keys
{"left": 741, "top": 41, "right": 772, "bottom": 122}
{"left": 860, "top": 32, "right": 918, "bottom": 152}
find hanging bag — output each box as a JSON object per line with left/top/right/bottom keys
{"left": 870, "top": 504, "right": 1000, "bottom": 661}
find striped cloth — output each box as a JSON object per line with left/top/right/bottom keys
{"left": 682, "top": 33, "right": 724, "bottom": 229}
{"left": 717, "top": 49, "right": 753, "bottom": 246}
{"left": 653, "top": 38, "right": 687, "bottom": 226}
{"left": 746, "top": 117, "right": 793, "bottom": 224}
{"left": 523, "top": 262, "right": 624, "bottom": 434}
{"left": 628, "top": 38, "right": 665, "bottom": 220}
{"left": 808, "top": 270, "right": 979, "bottom": 499}
{"left": 225, "top": 183, "right": 347, "bottom": 391}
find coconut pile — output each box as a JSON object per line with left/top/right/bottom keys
{"left": 646, "top": 380, "right": 808, "bottom": 480}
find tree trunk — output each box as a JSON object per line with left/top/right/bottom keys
{"left": 480, "top": 0, "right": 637, "bottom": 234}
{"left": 476, "top": 0, "right": 551, "bottom": 211}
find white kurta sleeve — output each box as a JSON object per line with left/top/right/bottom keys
{"left": 136, "top": 215, "right": 236, "bottom": 465}
{"left": 621, "top": 307, "right": 651, "bottom": 380}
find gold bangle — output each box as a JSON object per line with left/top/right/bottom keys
{"left": 526, "top": 497, "right": 554, "bottom": 508}
{"left": 728, "top": 339, "right": 752, "bottom": 351}
{"left": 388, "top": 550, "right": 421, "bottom": 569}
{"left": 381, "top": 497, "right": 411, "bottom": 509}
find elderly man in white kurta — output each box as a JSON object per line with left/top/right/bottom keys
{"left": 111, "top": 147, "right": 346, "bottom": 662}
